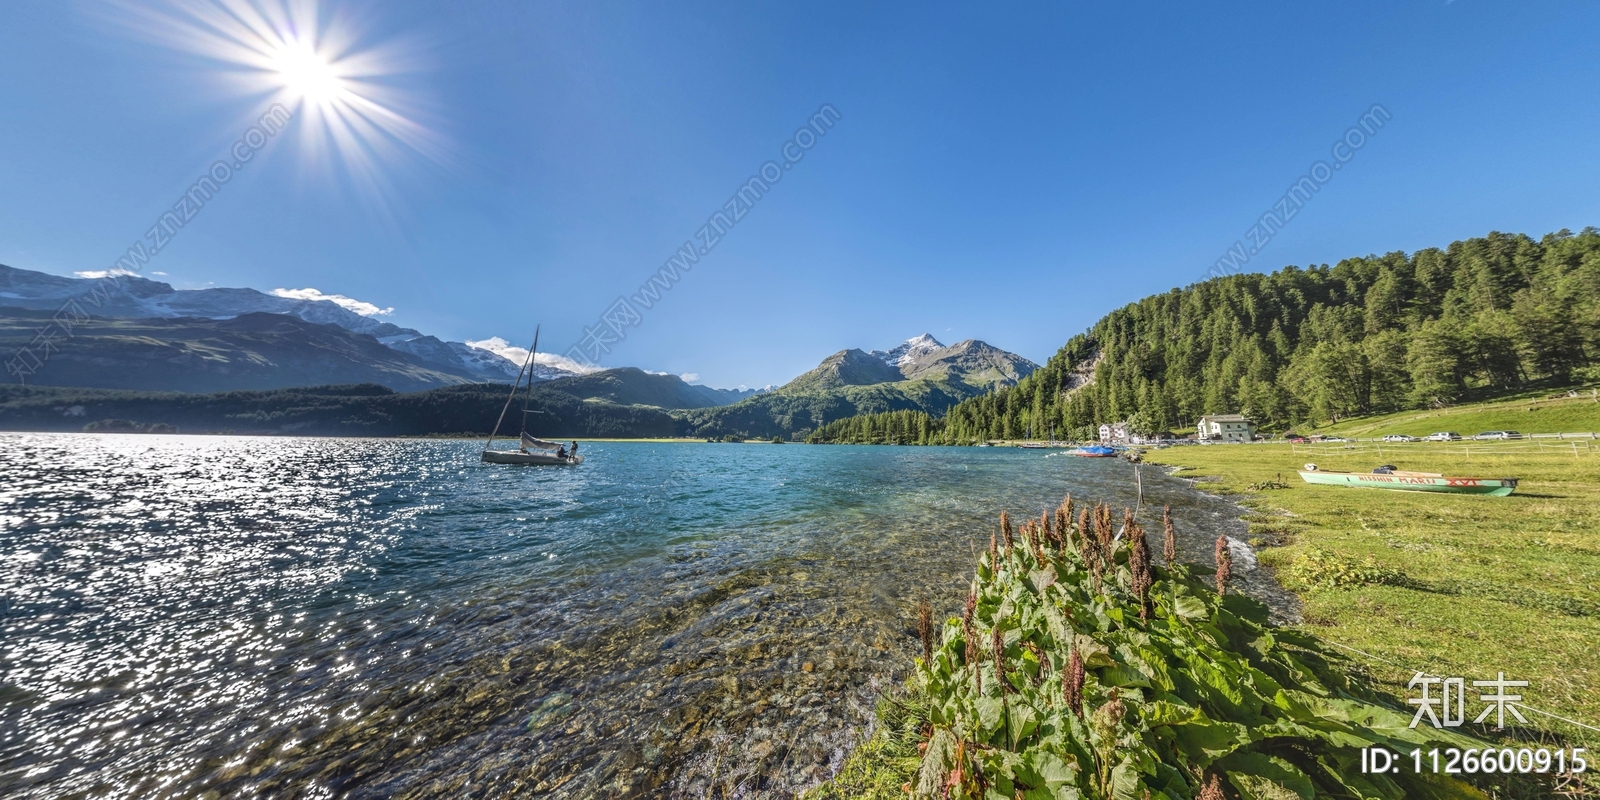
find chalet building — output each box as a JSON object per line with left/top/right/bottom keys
{"left": 1130, "top": 431, "right": 1175, "bottom": 445}
{"left": 1098, "top": 422, "right": 1130, "bottom": 443}
{"left": 1197, "top": 414, "right": 1255, "bottom": 443}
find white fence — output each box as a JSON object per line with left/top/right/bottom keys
{"left": 1290, "top": 438, "right": 1598, "bottom": 458}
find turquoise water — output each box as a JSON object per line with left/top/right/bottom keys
{"left": 0, "top": 435, "right": 1257, "bottom": 798}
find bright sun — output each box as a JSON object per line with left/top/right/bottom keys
{"left": 106, "top": 0, "right": 444, "bottom": 194}
{"left": 270, "top": 40, "right": 345, "bottom": 103}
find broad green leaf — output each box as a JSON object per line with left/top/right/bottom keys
{"left": 974, "top": 695, "right": 1006, "bottom": 741}
{"left": 1216, "top": 751, "right": 1314, "bottom": 799}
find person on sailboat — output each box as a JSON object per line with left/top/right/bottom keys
{"left": 570, "top": 441, "right": 579, "bottom": 457}
{"left": 556, "top": 444, "right": 568, "bottom": 458}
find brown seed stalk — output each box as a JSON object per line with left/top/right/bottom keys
{"left": 1096, "top": 503, "right": 1113, "bottom": 551}
{"left": 1162, "top": 505, "right": 1176, "bottom": 564}
{"left": 1215, "top": 535, "right": 1233, "bottom": 597}
{"left": 1063, "top": 649, "right": 1084, "bottom": 716}
{"left": 1076, "top": 507, "right": 1093, "bottom": 564}
{"left": 1197, "top": 773, "right": 1225, "bottom": 800}
{"left": 1000, "top": 510, "right": 1014, "bottom": 555}
{"left": 1128, "top": 523, "right": 1152, "bottom": 620}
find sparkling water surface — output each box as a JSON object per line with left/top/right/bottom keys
{"left": 0, "top": 434, "right": 1259, "bottom": 798}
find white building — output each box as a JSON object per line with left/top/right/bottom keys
{"left": 1197, "top": 414, "right": 1255, "bottom": 443}
{"left": 1098, "top": 422, "right": 1130, "bottom": 443}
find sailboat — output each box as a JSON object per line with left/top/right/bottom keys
{"left": 481, "top": 326, "right": 584, "bottom": 466}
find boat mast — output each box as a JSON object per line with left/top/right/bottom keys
{"left": 484, "top": 326, "right": 539, "bottom": 451}
{"left": 520, "top": 327, "right": 540, "bottom": 436}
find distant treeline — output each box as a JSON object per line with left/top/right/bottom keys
{"left": 825, "top": 228, "right": 1600, "bottom": 444}
{"left": 807, "top": 409, "right": 944, "bottom": 444}
{"left": 0, "top": 383, "right": 681, "bottom": 438}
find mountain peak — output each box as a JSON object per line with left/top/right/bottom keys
{"left": 897, "top": 338, "right": 1040, "bottom": 390}
{"left": 869, "top": 333, "right": 945, "bottom": 366}
{"left": 778, "top": 348, "right": 906, "bottom": 394}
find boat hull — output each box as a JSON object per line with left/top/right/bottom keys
{"left": 1068, "top": 446, "right": 1118, "bottom": 457}
{"left": 482, "top": 449, "right": 584, "bottom": 466}
{"left": 1297, "top": 471, "right": 1516, "bottom": 496}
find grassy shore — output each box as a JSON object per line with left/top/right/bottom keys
{"left": 1310, "top": 388, "right": 1600, "bottom": 438}
{"left": 804, "top": 491, "right": 1587, "bottom": 799}
{"left": 1141, "top": 442, "right": 1600, "bottom": 747}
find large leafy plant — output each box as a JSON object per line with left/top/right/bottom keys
{"left": 910, "top": 501, "right": 1490, "bottom": 799}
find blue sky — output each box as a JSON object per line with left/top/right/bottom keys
{"left": 2, "top": 1, "right": 1598, "bottom": 388}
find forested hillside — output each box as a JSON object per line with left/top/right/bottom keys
{"left": 841, "top": 228, "right": 1600, "bottom": 443}
{"left": 807, "top": 409, "right": 943, "bottom": 444}
{"left": 538, "top": 367, "right": 756, "bottom": 409}
{"left": 673, "top": 339, "right": 1037, "bottom": 439}
{"left": 0, "top": 383, "right": 679, "bottom": 438}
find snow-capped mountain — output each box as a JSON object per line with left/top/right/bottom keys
{"left": 869, "top": 333, "right": 945, "bottom": 366}
{"left": 0, "top": 263, "right": 570, "bottom": 384}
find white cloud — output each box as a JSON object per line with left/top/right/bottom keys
{"left": 271, "top": 287, "right": 393, "bottom": 317}
{"left": 540, "top": 352, "right": 604, "bottom": 374}
{"left": 73, "top": 268, "right": 138, "bottom": 279}
{"left": 680, "top": 373, "right": 701, "bottom": 383}
{"left": 464, "top": 337, "right": 603, "bottom": 374}
{"left": 150, "top": 271, "right": 168, "bottom": 276}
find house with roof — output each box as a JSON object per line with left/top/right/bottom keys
{"left": 1197, "top": 413, "right": 1255, "bottom": 443}
{"left": 1098, "top": 421, "right": 1130, "bottom": 443}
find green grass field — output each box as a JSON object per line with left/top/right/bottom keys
{"left": 1310, "top": 388, "right": 1600, "bottom": 439}
{"left": 1141, "top": 442, "right": 1600, "bottom": 750}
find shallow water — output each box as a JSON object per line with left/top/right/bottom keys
{"left": 0, "top": 435, "right": 1268, "bottom": 798}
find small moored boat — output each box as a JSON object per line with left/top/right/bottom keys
{"left": 481, "top": 326, "right": 584, "bottom": 467}
{"left": 1068, "top": 445, "right": 1118, "bottom": 458}
{"left": 1298, "top": 464, "right": 1516, "bottom": 496}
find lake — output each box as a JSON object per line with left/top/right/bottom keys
{"left": 0, "top": 435, "right": 1264, "bottom": 798}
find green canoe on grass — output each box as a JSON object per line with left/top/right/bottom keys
{"left": 1298, "top": 466, "right": 1518, "bottom": 496}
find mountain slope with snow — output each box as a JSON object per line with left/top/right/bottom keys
{"left": 0, "top": 263, "right": 560, "bottom": 384}
{"left": 0, "top": 309, "right": 486, "bottom": 393}
{"left": 677, "top": 334, "right": 1039, "bottom": 439}
{"left": 868, "top": 333, "right": 945, "bottom": 367}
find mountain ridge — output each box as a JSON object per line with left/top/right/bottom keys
{"left": 0, "top": 263, "right": 544, "bottom": 384}
{"left": 540, "top": 367, "right": 766, "bottom": 409}
{"left": 0, "top": 307, "right": 486, "bottom": 393}
{"left": 676, "top": 335, "right": 1040, "bottom": 439}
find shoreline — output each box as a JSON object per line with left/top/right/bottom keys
{"left": 1139, "top": 443, "right": 1600, "bottom": 747}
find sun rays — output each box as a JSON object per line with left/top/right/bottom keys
{"left": 100, "top": 0, "right": 446, "bottom": 199}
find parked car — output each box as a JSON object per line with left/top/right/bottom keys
{"left": 1321, "top": 436, "right": 1349, "bottom": 442}
{"left": 1472, "top": 430, "right": 1522, "bottom": 440}
{"left": 1425, "top": 431, "right": 1462, "bottom": 441}
{"left": 1382, "top": 434, "right": 1418, "bottom": 442}
{"left": 1287, "top": 436, "right": 1307, "bottom": 443}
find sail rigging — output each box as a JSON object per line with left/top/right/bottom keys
{"left": 485, "top": 326, "right": 539, "bottom": 452}
{"left": 481, "top": 327, "right": 584, "bottom": 466}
